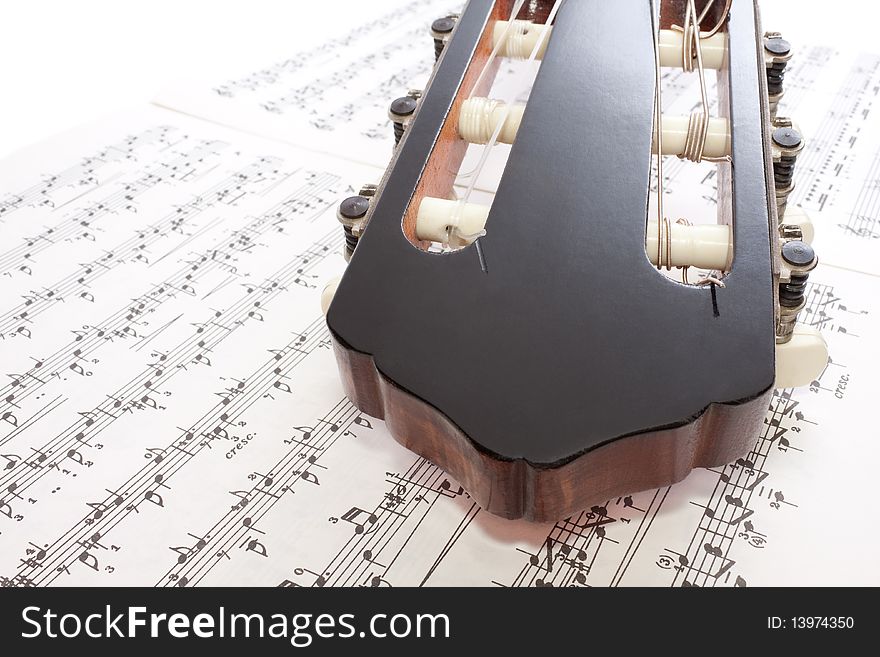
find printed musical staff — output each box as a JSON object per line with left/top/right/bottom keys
{"left": 0, "top": 157, "right": 285, "bottom": 339}
{"left": 0, "top": 139, "right": 227, "bottom": 277}
{"left": 157, "top": 390, "right": 357, "bottom": 587}
{"left": 0, "top": 126, "right": 174, "bottom": 219}
{"left": 155, "top": 0, "right": 461, "bottom": 167}
{"left": 15, "top": 318, "right": 335, "bottom": 585}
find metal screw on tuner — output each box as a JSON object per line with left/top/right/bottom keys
{"left": 764, "top": 32, "right": 792, "bottom": 118}
{"left": 771, "top": 118, "right": 804, "bottom": 219}
{"left": 389, "top": 91, "right": 421, "bottom": 146}
{"left": 777, "top": 240, "right": 817, "bottom": 343}
{"left": 336, "top": 184, "right": 376, "bottom": 261}
{"left": 430, "top": 15, "right": 458, "bottom": 61}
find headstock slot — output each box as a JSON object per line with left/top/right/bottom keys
{"left": 648, "top": 0, "right": 734, "bottom": 284}
{"left": 399, "top": 0, "right": 524, "bottom": 250}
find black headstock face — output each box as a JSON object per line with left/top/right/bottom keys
{"left": 325, "top": 0, "right": 825, "bottom": 521}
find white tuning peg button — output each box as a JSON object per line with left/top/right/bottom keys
{"left": 780, "top": 206, "right": 815, "bottom": 245}
{"left": 775, "top": 324, "right": 828, "bottom": 389}
{"left": 321, "top": 277, "right": 341, "bottom": 315}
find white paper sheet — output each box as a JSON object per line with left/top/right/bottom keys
{"left": 155, "top": 0, "right": 459, "bottom": 169}
{"left": 1, "top": 1, "right": 879, "bottom": 587}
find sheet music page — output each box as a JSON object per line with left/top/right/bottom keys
{"left": 2, "top": 3, "right": 879, "bottom": 587}
{"left": 154, "top": 0, "right": 459, "bottom": 169}
{"left": 0, "top": 105, "right": 386, "bottom": 586}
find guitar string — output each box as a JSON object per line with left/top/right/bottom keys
{"left": 446, "top": 0, "right": 561, "bottom": 246}
{"left": 656, "top": 0, "right": 730, "bottom": 288}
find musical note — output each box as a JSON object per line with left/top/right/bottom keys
{"left": 340, "top": 507, "right": 378, "bottom": 535}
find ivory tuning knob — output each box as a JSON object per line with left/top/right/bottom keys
{"left": 780, "top": 206, "right": 814, "bottom": 245}
{"left": 775, "top": 324, "right": 828, "bottom": 389}
{"left": 321, "top": 277, "right": 341, "bottom": 315}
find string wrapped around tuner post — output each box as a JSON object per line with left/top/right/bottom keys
{"left": 672, "top": 0, "right": 732, "bottom": 164}
{"left": 653, "top": 0, "right": 732, "bottom": 287}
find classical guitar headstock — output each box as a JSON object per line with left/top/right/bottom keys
{"left": 322, "top": 0, "right": 827, "bottom": 522}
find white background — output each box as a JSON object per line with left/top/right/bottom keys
{"left": 0, "top": 0, "right": 376, "bottom": 158}
{"left": 0, "top": 0, "right": 872, "bottom": 159}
